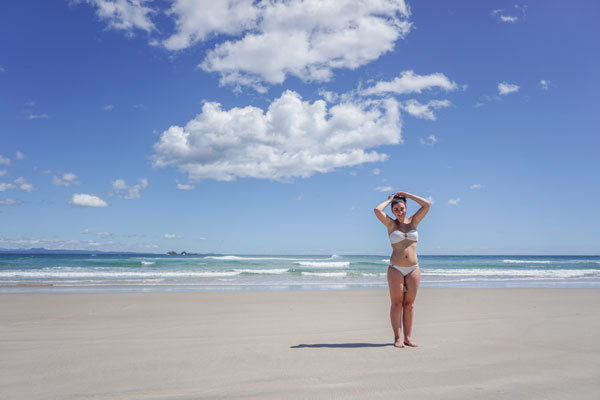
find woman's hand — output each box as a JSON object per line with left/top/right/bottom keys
{"left": 387, "top": 193, "right": 396, "bottom": 201}
{"left": 395, "top": 191, "right": 408, "bottom": 197}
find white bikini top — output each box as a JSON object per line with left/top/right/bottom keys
{"left": 389, "top": 229, "right": 418, "bottom": 244}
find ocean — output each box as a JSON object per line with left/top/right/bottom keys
{"left": 1, "top": 254, "right": 599, "bottom": 293}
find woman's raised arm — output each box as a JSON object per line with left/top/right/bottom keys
{"left": 374, "top": 194, "right": 395, "bottom": 227}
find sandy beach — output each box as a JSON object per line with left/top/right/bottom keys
{"left": 1, "top": 289, "right": 599, "bottom": 399}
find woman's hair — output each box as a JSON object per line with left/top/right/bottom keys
{"left": 391, "top": 196, "right": 407, "bottom": 209}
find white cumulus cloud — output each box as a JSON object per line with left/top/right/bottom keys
{"left": 152, "top": 90, "right": 401, "bottom": 182}
{"left": 498, "top": 82, "right": 519, "bottom": 96}
{"left": 112, "top": 178, "right": 148, "bottom": 199}
{"left": 69, "top": 194, "right": 108, "bottom": 207}
{"left": 0, "top": 170, "right": 7, "bottom": 176}
{"left": 15, "top": 151, "right": 26, "bottom": 160}
{"left": 448, "top": 197, "right": 461, "bottom": 205}
{"left": 79, "top": 1, "right": 428, "bottom": 92}
{"left": 161, "top": 0, "right": 259, "bottom": 51}
{"left": 540, "top": 79, "right": 550, "bottom": 90}
{"left": 164, "top": 234, "right": 177, "bottom": 239}
{"left": 83, "top": 0, "right": 156, "bottom": 33}
{"left": 197, "top": 0, "right": 412, "bottom": 90}
{"left": 361, "top": 70, "right": 458, "bottom": 96}
{"left": 52, "top": 173, "right": 80, "bottom": 187}
{"left": 0, "top": 155, "right": 10, "bottom": 165}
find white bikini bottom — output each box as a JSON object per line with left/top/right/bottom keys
{"left": 389, "top": 263, "right": 419, "bottom": 276}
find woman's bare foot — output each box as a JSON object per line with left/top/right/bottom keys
{"left": 403, "top": 337, "right": 418, "bottom": 347}
{"left": 394, "top": 338, "right": 404, "bottom": 348}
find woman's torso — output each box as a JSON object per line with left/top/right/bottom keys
{"left": 388, "top": 219, "right": 419, "bottom": 266}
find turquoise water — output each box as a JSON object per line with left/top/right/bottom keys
{"left": 1, "top": 254, "right": 599, "bottom": 292}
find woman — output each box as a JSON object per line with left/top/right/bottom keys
{"left": 374, "top": 191, "right": 430, "bottom": 348}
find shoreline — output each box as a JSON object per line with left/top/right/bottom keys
{"left": 2, "top": 280, "right": 600, "bottom": 293}
{"left": 1, "top": 288, "right": 599, "bottom": 399}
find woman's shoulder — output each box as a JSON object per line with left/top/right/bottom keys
{"left": 406, "top": 217, "right": 418, "bottom": 229}
{"left": 386, "top": 219, "right": 399, "bottom": 232}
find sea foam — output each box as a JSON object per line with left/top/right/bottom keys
{"left": 301, "top": 272, "right": 347, "bottom": 277}
{"left": 294, "top": 261, "right": 350, "bottom": 268}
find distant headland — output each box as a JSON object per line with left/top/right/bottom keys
{"left": 0, "top": 248, "right": 219, "bottom": 256}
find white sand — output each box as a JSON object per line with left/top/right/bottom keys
{"left": 1, "top": 289, "right": 599, "bottom": 399}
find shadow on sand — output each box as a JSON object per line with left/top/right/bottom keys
{"left": 291, "top": 342, "right": 392, "bottom": 349}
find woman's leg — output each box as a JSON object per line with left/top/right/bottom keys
{"left": 402, "top": 267, "right": 421, "bottom": 347}
{"left": 387, "top": 266, "right": 405, "bottom": 347}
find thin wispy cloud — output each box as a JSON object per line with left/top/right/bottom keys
{"left": 500, "top": 15, "right": 518, "bottom": 23}
{"left": 470, "top": 184, "right": 483, "bottom": 189}
{"left": 15, "top": 151, "right": 26, "bottom": 160}
{"left": 27, "top": 113, "right": 49, "bottom": 120}
{"left": 372, "top": 168, "right": 381, "bottom": 175}
{"left": 0, "top": 170, "right": 7, "bottom": 177}
{"left": 0, "top": 183, "right": 16, "bottom": 192}
{"left": 492, "top": 6, "right": 527, "bottom": 24}
{"left": 112, "top": 178, "right": 148, "bottom": 199}
{"left": 540, "top": 79, "right": 550, "bottom": 90}
{"left": 0, "top": 155, "right": 11, "bottom": 165}
{"left": 448, "top": 197, "right": 461, "bottom": 205}
{"left": 498, "top": 82, "right": 519, "bottom": 96}
{"left": 14, "top": 177, "right": 36, "bottom": 192}
{"left": 375, "top": 186, "right": 394, "bottom": 192}
{"left": 153, "top": 90, "right": 401, "bottom": 182}
{"left": 69, "top": 193, "right": 108, "bottom": 207}
{"left": 361, "top": 70, "right": 458, "bottom": 96}
{"left": 176, "top": 183, "right": 195, "bottom": 190}
{"left": 401, "top": 99, "right": 451, "bottom": 120}
{"left": 0, "top": 198, "right": 23, "bottom": 206}
{"left": 420, "top": 135, "right": 438, "bottom": 146}
{"left": 95, "top": 231, "right": 114, "bottom": 238}
{"left": 52, "top": 173, "right": 81, "bottom": 187}
{"left": 104, "top": 104, "right": 114, "bottom": 111}
{"left": 164, "top": 233, "right": 178, "bottom": 239}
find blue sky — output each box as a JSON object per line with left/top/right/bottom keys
{"left": 1, "top": 0, "right": 599, "bottom": 255}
